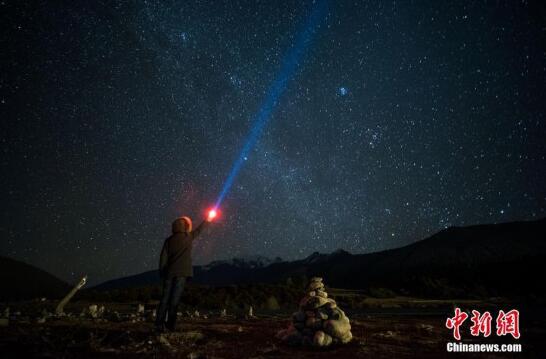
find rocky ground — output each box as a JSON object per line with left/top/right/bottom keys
{"left": 1, "top": 294, "right": 543, "bottom": 358}
{"left": 1, "top": 308, "right": 542, "bottom": 358}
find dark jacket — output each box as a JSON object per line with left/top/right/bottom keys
{"left": 159, "top": 220, "right": 208, "bottom": 278}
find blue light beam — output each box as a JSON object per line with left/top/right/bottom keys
{"left": 214, "top": 1, "right": 328, "bottom": 209}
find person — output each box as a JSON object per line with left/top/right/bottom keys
{"left": 155, "top": 214, "right": 213, "bottom": 332}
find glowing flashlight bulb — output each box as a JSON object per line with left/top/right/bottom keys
{"left": 208, "top": 209, "right": 217, "bottom": 221}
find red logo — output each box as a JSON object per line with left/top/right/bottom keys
{"left": 446, "top": 308, "right": 520, "bottom": 340}
{"left": 446, "top": 307, "right": 468, "bottom": 340}
{"left": 470, "top": 310, "right": 492, "bottom": 337}
{"left": 496, "top": 309, "right": 520, "bottom": 339}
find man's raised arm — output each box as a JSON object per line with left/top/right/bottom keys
{"left": 191, "top": 220, "right": 210, "bottom": 240}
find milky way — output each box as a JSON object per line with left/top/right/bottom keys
{"left": 2, "top": 1, "right": 545, "bottom": 284}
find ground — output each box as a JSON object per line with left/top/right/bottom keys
{"left": 1, "top": 302, "right": 541, "bottom": 359}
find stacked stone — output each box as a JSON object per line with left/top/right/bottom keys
{"left": 276, "top": 277, "right": 352, "bottom": 347}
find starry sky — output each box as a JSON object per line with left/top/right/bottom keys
{"left": 2, "top": 0, "right": 545, "bottom": 285}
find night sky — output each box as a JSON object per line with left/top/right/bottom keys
{"left": 2, "top": 1, "right": 545, "bottom": 285}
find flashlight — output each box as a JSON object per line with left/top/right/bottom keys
{"left": 207, "top": 208, "right": 218, "bottom": 222}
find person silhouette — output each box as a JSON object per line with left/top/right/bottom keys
{"left": 155, "top": 213, "right": 214, "bottom": 332}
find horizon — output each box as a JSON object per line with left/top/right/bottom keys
{"left": 4, "top": 216, "right": 544, "bottom": 286}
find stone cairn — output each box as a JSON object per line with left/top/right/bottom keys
{"left": 276, "top": 277, "right": 352, "bottom": 347}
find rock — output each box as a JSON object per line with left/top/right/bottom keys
{"left": 275, "top": 328, "right": 287, "bottom": 340}
{"left": 246, "top": 306, "right": 255, "bottom": 318}
{"left": 375, "top": 330, "right": 396, "bottom": 338}
{"left": 193, "top": 310, "right": 200, "bottom": 318}
{"left": 292, "top": 310, "right": 305, "bottom": 322}
{"left": 304, "top": 310, "right": 315, "bottom": 318}
{"left": 324, "top": 315, "right": 351, "bottom": 339}
{"left": 276, "top": 324, "right": 296, "bottom": 340}
{"left": 329, "top": 307, "right": 345, "bottom": 320}
{"left": 278, "top": 277, "right": 353, "bottom": 347}
{"left": 325, "top": 300, "right": 337, "bottom": 310}
{"left": 338, "top": 330, "right": 353, "bottom": 344}
{"left": 179, "top": 330, "right": 205, "bottom": 341}
{"left": 158, "top": 334, "right": 171, "bottom": 348}
{"left": 308, "top": 281, "right": 325, "bottom": 291}
{"left": 260, "top": 344, "right": 280, "bottom": 355}
{"left": 137, "top": 304, "right": 145, "bottom": 314}
{"left": 305, "top": 317, "right": 323, "bottom": 331}
{"left": 316, "top": 308, "right": 329, "bottom": 320}
{"left": 299, "top": 297, "right": 310, "bottom": 308}
{"left": 276, "top": 325, "right": 302, "bottom": 345}
{"left": 187, "top": 351, "right": 206, "bottom": 359}
{"left": 265, "top": 296, "right": 280, "bottom": 310}
{"left": 307, "top": 296, "right": 329, "bottom": 309}
{"left": 313, "top": 330, "right": 333, "bottom": 347}
{"left": 110, "top": 311, "right": 122, "bottom": 322}
{"left": 88, "top": 305, "right": 98, "bottom": 318}
{"left": 316, "top": 290, "right": 328, "bottom": 298}
{"left": 417, "top": 324, "right": 434, "bottom": 332}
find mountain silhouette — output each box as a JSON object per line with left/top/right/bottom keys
{"left": 0, "top": 257, "right": 70, "bottom": 300}
{"left": 93, "top": 218, "right": 546, "bottom": 297}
